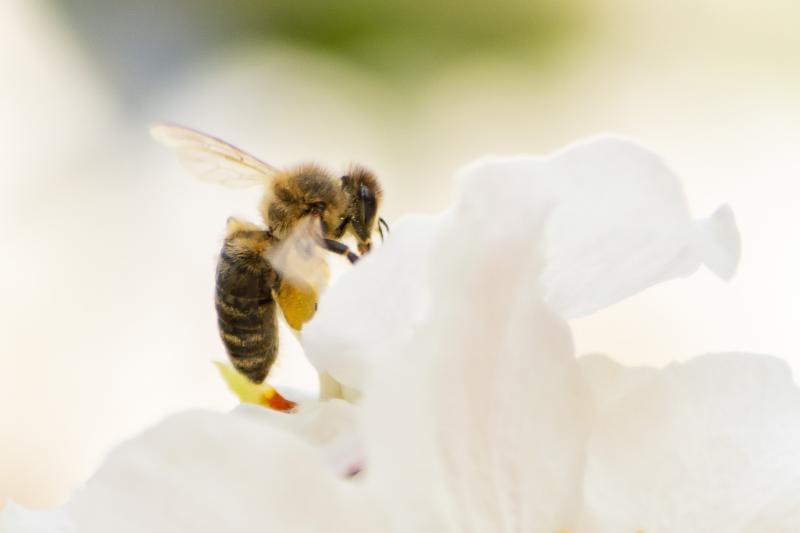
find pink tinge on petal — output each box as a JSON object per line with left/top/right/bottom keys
{"left": 318, "top": 429, "right": 365, "bottom": 479}
{"left": 344, "top": 463, "right": 363, "bottom": 478}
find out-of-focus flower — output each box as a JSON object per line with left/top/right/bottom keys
{"left": 5, "top": 136, "right": 799, "bottom": 533}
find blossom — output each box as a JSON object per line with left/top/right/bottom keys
{"left": 5, "top": 136, "right": 800, "bottom": 533}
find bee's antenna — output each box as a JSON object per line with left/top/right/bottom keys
{"left": 378, "top": 217, "right": 390, "bottom": 237}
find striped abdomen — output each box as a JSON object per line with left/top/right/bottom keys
{"left": 215, "top": 223, "right": 278, "bottom": 383}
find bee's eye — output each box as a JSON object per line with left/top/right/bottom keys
{"left": 359, "top": 184, "right": 376, "bottom": 225}
{"left": 311, "top": 202, "right": 326, "bottom": 212}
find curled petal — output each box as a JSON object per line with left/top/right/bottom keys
{"left": 459, "top": 136, "right": 741, "bottom": 319}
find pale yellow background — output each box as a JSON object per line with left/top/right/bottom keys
{"left": 1, "top": 0, "right": 799, "bottom": 507}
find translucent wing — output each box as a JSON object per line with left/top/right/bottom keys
{"left": 150, "top": 123, "right": 279, "bottom": 188}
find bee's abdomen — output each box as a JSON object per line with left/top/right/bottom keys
{"left": 215, "top": 245, "right": 277, "bottom": 384}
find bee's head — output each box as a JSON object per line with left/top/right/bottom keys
{"left": 340, "top": 165, "right": 383, "bottom": 253}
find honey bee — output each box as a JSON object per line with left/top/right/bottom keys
{"left": 151, "top": 124, "right": 388, "bottom": 384}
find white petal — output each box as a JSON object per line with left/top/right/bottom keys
{"left": 68, "top": 409, "right": 380, "bottom": 533}
{"left": 459, "top": 136, "right": 740, "bottom": 319}
{"left": 234, "top": 399, "right": 363, "bottom": 476}
{"left": 356, "top": 186, "right": 589, "bottom": 532}
{"left": 360, "top": 307, "right": 588, "bottom": 532}
{"left": 0, "top": 501, "right": 74, "bottom": 533}
{"left": 577, "top": 353, "right": 800, "bottom": 533}
{"left": 742, "top": 488, "right": 800, "bottom": 532}
{"left": 692, "top": 204, "right": 740, "bottom": 280}
{"left": 304, "top": 213, "right": 448, "bottom": 389}
{"left": 576, "top": 353, "right": 659, "bottom": 417}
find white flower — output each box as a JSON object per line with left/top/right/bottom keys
{"left": 6, "top": 136, "right": 800, "bottom": 533}
{"left": 303, "top": 136, "right": 740, "bottom": 391}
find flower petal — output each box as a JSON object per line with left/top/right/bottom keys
{"left": 360, "top": 304, "right": 588, "bottom": 532}
{"left": 459, "top": 136, "right": 740, "bottom": 319}
{"left": 354, "top": 183, "right": 589, "bottom": 532}
{"left": 233, "top": 399, "right": 363, "bottom": 476}
{"left": 577, "top": 353, "right": 800, "bottom": 532}
{"left": 68, "top": 409, "right": 380, "bottom": 532}
{"left": 576, "top": 353, "right": 659, "bottom": 416}
{"left": 0, "top": 501, "right": 74, "bottom": 533}
{"left": 303, "top": 213, "right": 448, "bottom": 390}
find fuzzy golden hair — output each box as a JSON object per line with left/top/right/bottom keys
{"left": 260, "top": 164, "right": 345, "bottom": 239}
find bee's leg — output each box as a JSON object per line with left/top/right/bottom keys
{"left": 322, "top": 238, "right": 360, "bottom": 264}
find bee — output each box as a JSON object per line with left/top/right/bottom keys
{"left": 151, "top": 124, "right": 389, "bottom": 384}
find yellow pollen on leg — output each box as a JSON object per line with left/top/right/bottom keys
{"left": 214, "top": 361, "right": 296, "bottom": 412}
{"left": 260, "top": 386, "right": 297, "bottom": 411}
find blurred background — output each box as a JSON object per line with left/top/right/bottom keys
{"left": 2, "top": 0, "right": 799, "bottom": 508}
